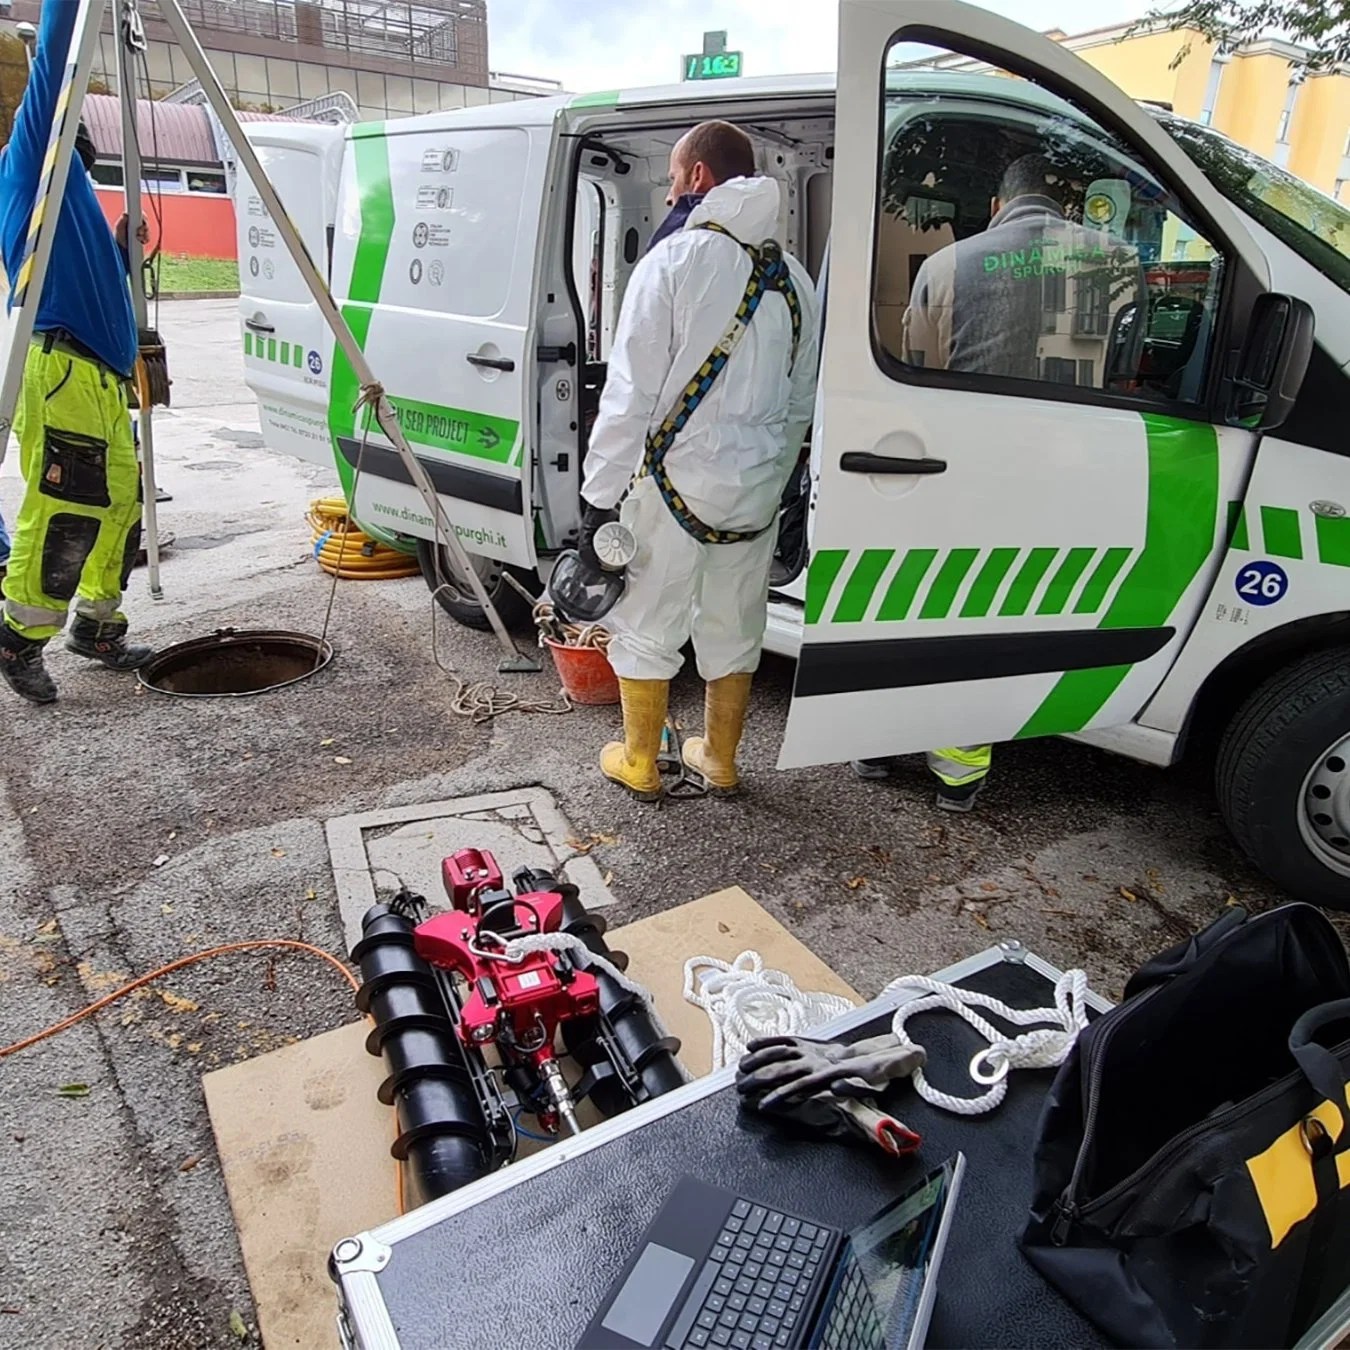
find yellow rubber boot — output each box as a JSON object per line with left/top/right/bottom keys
{"left": 601, "top": 677, "right": 669, "bottom": 801}
{"left": 682, "top": 673, "right": 753, "bottom": 793}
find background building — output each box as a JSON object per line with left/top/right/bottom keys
{"left": 0, "top": 1, "right": 562, "bottom": 262}
{"left": 903, "top": 20, "right": 1350, "bottom": 204}
{"left": 3, "top": 0, "right": 557, "bottom": 120}
{"left": 1056, "top": 22, "right": 1350, "bottom": 203}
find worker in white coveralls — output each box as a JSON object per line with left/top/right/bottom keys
{"left": 579, "top": 120, "right": 820, "bottom": 799}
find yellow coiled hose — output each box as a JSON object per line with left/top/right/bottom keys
{"left": 305, "top": 497, "right": 421, "bottom": 581}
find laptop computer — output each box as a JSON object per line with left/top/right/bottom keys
{"left": 578, "top": 1154, "right": 966, "bottom": 1350}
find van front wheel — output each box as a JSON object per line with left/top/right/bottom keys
{"left": 415, "top": 541, "right": 538, "bottom": 632}
{"left": 1216, "top": 646, "right": 1350, "bottom": 910}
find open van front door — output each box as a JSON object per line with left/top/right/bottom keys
{"left": 328, "top": 110, "right": 558, "bottom": 571}
{"left": 781, "top": 0, "right": 1277, "bottom": 769}
{"left": 236, "top": 123, "right": 343, "bottom": 467}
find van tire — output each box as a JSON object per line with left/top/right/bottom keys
{"left": 415, "top": 541, "right": 538, "bottom": 631}
{"left": 1215, "top": 646, "right": 1350, "bottom": 910}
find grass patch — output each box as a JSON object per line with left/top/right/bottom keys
{"left": 156, "top": 256, "right": 239, "bottom": 293}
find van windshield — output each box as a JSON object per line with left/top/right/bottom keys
{"left": 1155, "top": 113, "right": 1350, "bottom": 294}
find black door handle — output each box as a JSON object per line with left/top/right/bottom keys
{"left": 244, "top": 317, "right": 275, "bottom": 334}
{"left": 466, "top": 354, "right": 516, "bottom": 373}
{"left": 840, "top": 452, "right": 947, "bottom": 475}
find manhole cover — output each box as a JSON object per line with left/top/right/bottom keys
{"left": 138, "top": 628, "right": 333, "bottom": 698}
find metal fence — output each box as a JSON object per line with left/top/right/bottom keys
{"left": 138, "top": 0, "right": 487, "bottom": 72}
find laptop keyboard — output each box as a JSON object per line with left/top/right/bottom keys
{"left": 665, "top": 1199, "right": 833, "bottom": 1349}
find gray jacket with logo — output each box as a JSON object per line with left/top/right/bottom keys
{"left": 902, "top": 195, "right": 1143, "bottom": 386}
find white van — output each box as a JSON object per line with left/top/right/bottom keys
{"left": 237, "top": 0, "right": 1350, "bottom": 908}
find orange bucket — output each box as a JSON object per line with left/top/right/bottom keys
{"left": 545, "top": 638, "right": 620, "bottom": 705}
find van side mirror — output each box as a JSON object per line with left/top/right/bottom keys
{"left": 1229, "top": 293, "right": 1314, "bottom": 431}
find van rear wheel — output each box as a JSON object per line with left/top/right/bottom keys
{"left": 1216, "top": 647, "right": 1350, "bottom": 910}
{"left": 415, "top": 541, "right": 538, "bottom": 631}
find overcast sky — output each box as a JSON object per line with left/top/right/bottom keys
{"left": 488, "top": 0, "right": 1154, "bottom": 94}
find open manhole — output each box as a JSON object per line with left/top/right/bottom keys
{"left": 138, "top": 628, "right": 333, "bottom": 698}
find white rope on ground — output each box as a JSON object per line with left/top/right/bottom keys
{"left": 880, "top": 970, "right": 1090, "bottom": 1116}
{"left": 429, "top": 588, "right": 573, "bottom": 722}
{"left": 683, "top": 952, "right": 857, "bottom": 1071}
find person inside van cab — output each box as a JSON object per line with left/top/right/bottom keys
{"left": 853, "top": 152, "right": 1144, "bottom": 810}
{"left": 580, "top": 119, "right": 821, "bottom": 799}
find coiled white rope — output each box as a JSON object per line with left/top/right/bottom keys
{"left": 683, "top": 952, "right": 857, "bottom": 1071}
{"left": 879, "top": 970, "right": 1090, "bottom": 1116}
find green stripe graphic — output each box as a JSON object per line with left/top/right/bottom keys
{"left": 877, "top": 550, "right": 937, "bottom": 621}
{"left": 1227, "top": 501, "right": 1249, "bottom": 550}
{"left": 1317, "top": 515, "right": 1350, "bottom": 567}
{"left": 267, "top": 338, "right": 277, "bottom": 362}
{"left": 571, "top": 90, "right": 620, "bottom": 108}
{"left": 281, "top": 341, "right": 291, "bottom": 366}
{"left": 816, "top": 544, "right": 1145, "bottom": 621}
{"left": 805, "top": 550, "right": 848, "bottom": 625}
{"left": 960, "top": 548, "right": 1018, "bottom": 618}
{"left": 388, "top": 396, "right": 520, "bottom": 465}
{"left": 1260, "top": 505, "right": 1302, "bottom": 559}
{"left": 834, "top": 550, "right": 894, "bottom": 623}
{"left": 349, "top": 127, "right": 394, "bottom": 305}
{"left": 293, "top": 346, "right": 304, "bottom": 369}
{"left": 1000, "top": 548, "right": 1057, "bottom": 617}
{"left": 920, "top": 548, "right": 978, "bottom": 619}
{"left": 328, "top": 304, "right": 374, "bottom": 497}
{"left": 1017, "top": 414, "right": 1219, "bottom": 740}
{"left": 1073, "top": 547, "right": 1131, "bottom": 614}
{"left": 1038, "top": 548, "right": 1095, "bottom": 616}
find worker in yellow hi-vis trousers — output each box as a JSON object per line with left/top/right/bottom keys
{"left": 852, "top": 745, "right": 993, "bottom": 814}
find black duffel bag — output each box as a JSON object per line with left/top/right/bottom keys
{"left": 1022, "top": 902, "right": 1350, "bottom": 1347}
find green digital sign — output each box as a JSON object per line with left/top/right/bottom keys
{"left": 684, "top": 51, "right": 743, "bottom": 80}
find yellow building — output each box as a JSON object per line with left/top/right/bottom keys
{"left": 1056, "top": 22, "right": 1350, "bottom": 203}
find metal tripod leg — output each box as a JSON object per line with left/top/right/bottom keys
{"left": 117, "top": 1, "right": 163, "bottom": 600}
{"left": 149, "top": 0, "right": 536, "bottom": 669}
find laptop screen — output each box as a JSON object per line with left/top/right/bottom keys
{"left": 810, "top": 1156, "right": 964, "bottom": 1350}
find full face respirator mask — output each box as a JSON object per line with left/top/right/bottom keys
{"left": 547, "top": 517, "right": 637, "bottom": 625}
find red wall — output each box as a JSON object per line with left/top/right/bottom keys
{"left": 95, "top": 188, "right": 237, "bottom": 260}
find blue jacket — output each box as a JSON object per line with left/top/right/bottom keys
{"left": 0, "top": 0, "right": 137, "bottom": 377}
{"left": 646, "top": 194, "right": 704, "bottom": 254}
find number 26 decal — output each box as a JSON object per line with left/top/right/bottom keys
{"left": 1236, "top": 560, "right": 1289, "bottom": 606}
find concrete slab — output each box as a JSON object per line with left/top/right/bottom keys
{"left": 327, "top": 786, "right": 617, "bottom": 951}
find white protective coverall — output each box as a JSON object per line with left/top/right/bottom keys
{"left": 582, "top": 176, "right": 821, "bottom": 682}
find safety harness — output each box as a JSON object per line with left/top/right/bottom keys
{"left": 638, "top": 222, "right": 802, "bottom": 545}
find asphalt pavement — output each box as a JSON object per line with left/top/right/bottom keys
{"left": 0, "top": 299, "right": 1299, "bottom": 1348}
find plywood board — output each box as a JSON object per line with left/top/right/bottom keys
{"left": 202, "top": 1021, "right": 392, "bottom": 1349}
{"left": 205, "top": 886, "right": 858, "bottom": 1348}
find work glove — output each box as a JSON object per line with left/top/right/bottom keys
{"left": 736, "top": 1032, "right": 924, "bottom": 1157}
{"left": 578, "top": 503, "right": 620, "bottom": 572}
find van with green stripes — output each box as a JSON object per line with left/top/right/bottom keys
{"left": 238, "top": 0, "right": 1350, "bottom": 907}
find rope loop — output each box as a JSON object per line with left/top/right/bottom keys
{"left": 879, "top": 970, "right": 1090, "bottom": 1116}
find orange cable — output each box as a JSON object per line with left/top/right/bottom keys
{"left": 0, "top": 938, "right": 407, "bottom": 1216}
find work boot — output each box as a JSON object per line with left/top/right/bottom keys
{"left": 65, "top": 615, "right": 153, "bottom": 671}
{"left": 601, "top": 677, "right": 668, "bottom": 801}
{"left": 0, "top": 624, "right": 57, "bottom": 704}
{"left": 851, "top": 757, "right": 893, "bottom": 781}
{"left": 682, "top": 673, "right": 753, "bottom": 794}
{"left": 935, "top": 780, "right": 985, "bottom": 814}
